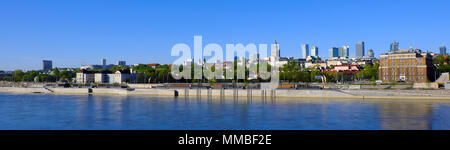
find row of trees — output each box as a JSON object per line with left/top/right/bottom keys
{"left": 433, "top": 55, "right": 450, "bottom": 72}
{"left": 0, "top": 65, "right": 173, "bottom": 83}
{"left": 2, "top": 60, "right": 380, "bottom": 84}
{"left": 132, "top": 61, "right": 380, "bottom": 84}
{"left": 5, "top": 68, "right": 79, "bottom": 82}
{"left": 132, "top": 64, "right": 171, "bottom": 83}
{"left": 129, "top": 61, "right": 381, "bottom": 84}
{"left": 278, "top": 61, "right": 379, "bottom": 83}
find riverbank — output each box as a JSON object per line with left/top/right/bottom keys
{"left": 1, "top": 87, "right": 450, "bottom": 100}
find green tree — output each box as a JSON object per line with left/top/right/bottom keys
{"left": 356, "top": 63, "right": 379, "bottom": 81}
{"left": 12, "top": 70, "right": 24, "bottom": 82}
{"left": 52, "top": 68, "right": 60, "bottom": 81}
{"left": 437, "top": 64, "right": 450, "bottom": 72}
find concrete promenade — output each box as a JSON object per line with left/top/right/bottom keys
{"left": 1, "top": 87, "right": 450, "bottom": 100}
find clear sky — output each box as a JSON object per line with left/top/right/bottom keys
{"left": 1, "top": 0, "right": 449, "bottom": 70}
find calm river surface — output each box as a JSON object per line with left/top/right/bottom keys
{"left": 1, "top": 93, "right": 450, "bottom": 130}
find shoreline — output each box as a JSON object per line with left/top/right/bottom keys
{"left": 1, "top": 87, "right": 450, "bottom": 100}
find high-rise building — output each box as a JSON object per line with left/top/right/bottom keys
{"left": 368, "top": 49, "right": 374, "bottom": 58}
{"left": 271, "top": 40, "right": 280, "bottom": 58}
{"left": 440, "top": 46, "right": 447, "bottom": 55}
{"left": 311, "top": 46, "right": 319, "bottom": 57}
{"left": 338, "top": 46, "right": 349, "bottom": 58}
{"left": 42, "top": 60, "right": 52, "bottom": 70}
{"left": 356, "top": 41, "right": 365, "bottom": 57}
{"left": 329, "top": 47, "right": 339, "bottom": 59}
{"left": 101, "top": 59, "right": 106, "bottom": 66}
{"left": 390, "top": 42, "right": 399, "bottom": 52}
{"left": 302, "top": 44, "right": 310, "bottom": 58}
{"left": 117, "top": 61, "right": 126, "bottom": 66}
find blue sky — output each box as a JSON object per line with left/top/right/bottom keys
{"left": 0, "top": 0, "right": 449, "bottom": 70}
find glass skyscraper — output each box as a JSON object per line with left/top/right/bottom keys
{"left": 390, "top": 42, "right": 399, "bottom": 52}
{"left": 42, "top": 60, "right": 52, "bottom": 70}
{"left": 101, "top": 58, "right": 106, "bottom": 66}
{"left": 440, "top": 46, "right": 447, "bottom": 55}
{"left": 302, "top": 44, "right": 310, "bottom": 58}
{"left": 338, "top": 46, "right": 349, "bottom": 58}
{"left": 356, "top": 41, "right": 365, "bottom": 57}
{"left": 311, "top": 46, "right": 319, "bottom": 57}
{"left": 329, "top": 47, "right": 339, "bottom": 59}
{"left": 368, "top": 49, "right": 374, "bottom": 58}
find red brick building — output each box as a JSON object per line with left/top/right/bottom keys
{"left": 379, "top": 49, "right": 435, "bottom": 83}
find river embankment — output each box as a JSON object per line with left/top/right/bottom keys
{"left": 1, "top": 86, "right": 450, "bottom": 100}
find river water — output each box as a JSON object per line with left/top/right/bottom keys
{"left": 0, "top": 93, "right": 449, "bottom": 130}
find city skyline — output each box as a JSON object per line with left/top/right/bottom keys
{"left": 3, "top": 40, "right": 448, "bottom": 71}
{"left": 1, "top": 0, "right": 449, "bottom": 70}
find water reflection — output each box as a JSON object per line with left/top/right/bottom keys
{"left": 377, "top": 101, "right": 433, "bottom": 130}
{"left": 1, "top": 93, "right": 450, "bottom": 130}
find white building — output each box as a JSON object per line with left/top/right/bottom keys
{"left": 271, "top": 40, "right": 280, "bottom": 58}
{"left": 94, "top": 71, "right": 113, "bottom": 84}
{"left": 76, "top": 70, "right": 95, "bottom": 84}
{"left": 113, "top": 70, "right": 134, "bottom": 84}
{"left": 77, "top": 69, "right": 136, "bottom": 84}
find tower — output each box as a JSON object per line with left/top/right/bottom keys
{"left": 302, "top": 44, "right": 310, "bottom": 58}
{"left": 339, "top": 46, "right": 349, "bottom": 58}
{"left": 356, "top": 41, "right": 365, "bottom": 57}
{"left": 311, "top": 46, "right": 319, "bottom": 57}
{"left": 368, "top": 49, "right": 374, "bottom": 58}
{"left": 271, "top": 40, "right": 280, "bottom": 58}
{"left": 329, "top": 47, "right": 339, "bottom": 59}
{"left": 101, "top": 58, "right": 106, "bottom": 66}
{"left": 42, "top": 60, "right": 52, "bottom": 70}
{"left": 390, "top": 42, "right": 399, "bottom": 52}
{"left": 440, "top": 46, "right": 447, "bottom": 55}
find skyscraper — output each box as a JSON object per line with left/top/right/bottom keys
{"left": 42, "top": 60, "right": 52, "bottom": 70}
{"left": 390, "top": 42, "right": 399, "bottom": 52}
{"left": 311, "top": 46, "right": 319, "bottom": 57}
{"left": 302, "top": 44, "right": 310, "bottom": 58}
{"left": 338, "top": 46, "right": 349, "bottom": 58}
{"left": 356, "top": 41, "right": 365, "bottom": 57}
{"left": 117, "top": 61, "right": 126, "bottom": 66}
{"left": 329, "top": 47, "right": 339, "bottom": 59}
{"left": 440, "top": 46, "right": 447, "bottom": 55}
{"left": 368, "top": 49, "right": 374, "bottom": 58}
{"left": 271, "top": 40, "right": 280, "bottom": 58}
{"left": 101, "top": 58, "right": 106, "bottom": 66}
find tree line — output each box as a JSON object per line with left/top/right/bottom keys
{"left": 1, "top": 60, "right": 380, "bottom": 84}
{"left": 2, "top": 68, "right": 79, "bottom": 82}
